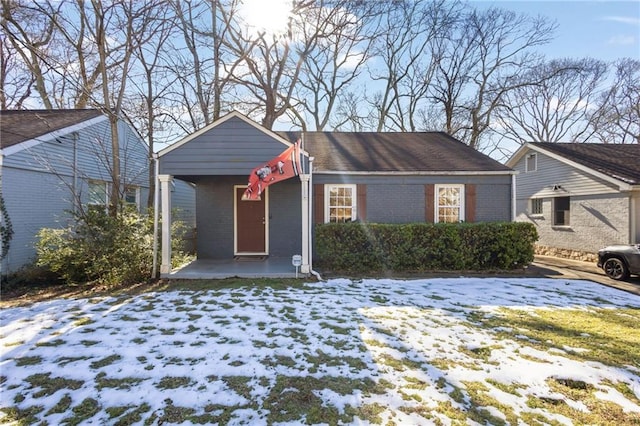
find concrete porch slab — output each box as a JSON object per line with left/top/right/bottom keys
{"left": 165, "top": 257, "right": 303, "bottom": 279}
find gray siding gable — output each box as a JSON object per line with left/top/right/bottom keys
{"left": 511, "top": 147, "right": 623, "bottom": 198}
{"left": 159, "top": 115, "right": 297, "bottom": 176}
{"left": 508, "top": 144, "right": 634, "bottom": 192}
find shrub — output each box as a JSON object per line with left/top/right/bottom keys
{"left": 36, "top": 210, "right": 192, "bottom": 286}
{"left": 315, "top": 222, "right": 537, "bottom": 274}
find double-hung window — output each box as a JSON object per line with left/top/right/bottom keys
{"left": 88, "top": 180, "right": 109, "bottom": 213}
{"left": 435, "top": 184, "right": 464, "bottom": 223}
{"left": 325, "top": 184, "right": 357, "bottom": 223}
{"left": 553, "top": 196, "right": 570, "bottom": 226}
{"left": 124, "top": 186, "right": 140, "bottom": 211}
{"left": 526, "top": 153, "right": 537, "bottom": 172}
{"left": 530, "top": 198, "right": 543, "bottom": 215}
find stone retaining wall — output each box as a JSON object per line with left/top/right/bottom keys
{"left": 535, "top": 244, "right": 598, "bottom": 263}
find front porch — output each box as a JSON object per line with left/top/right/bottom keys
{"left": 167, "top": 257, "right": 305, "bottom": 279}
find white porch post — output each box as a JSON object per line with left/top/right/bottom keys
{"left": 159, "top": 174, "right": 173, "bottom": 274}
{"left": 300, "top": 173, "right": 310, "bottom": 274}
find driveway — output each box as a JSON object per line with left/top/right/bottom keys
{"left": 529, "top": 255, "right": 640, "bottom": 296}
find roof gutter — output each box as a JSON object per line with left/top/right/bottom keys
{"left": 314, "top": 170, "right": 516, "bottom": 176}
{"left": 522, "top": 143, "right": 634, "bottom": 192}
{"left": 2, "top": 115, "right": 108, "bottom": 157}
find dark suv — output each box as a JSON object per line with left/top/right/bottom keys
{"left": 597, "top": 244, "right": 640, "bottom": 280}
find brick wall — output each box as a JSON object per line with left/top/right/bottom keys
{"left": 524, "top": 193, "right": 629, "bottom": 256}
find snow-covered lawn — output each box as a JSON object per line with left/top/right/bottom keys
{"left": 1, "top": 277, "right": 639, "bottom": 425}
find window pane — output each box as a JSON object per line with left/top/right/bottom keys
{"left": 88, "top": 182, "right": 106, "bottom": 205}
{"left": 531, "top": 198, "right": 543, "bottom": 215}
{"left": 526, "top": 154, "right": 537, "bottom": 172}
{"left": 327, "top": 185, "right": 356, "bottom": 223}
{"left": 124, "top": 187, "right": 137, "bottom": 204}
{"left": 436, "top": 185, "right": 462, "bottom": 222}
{"left": 553, "top": 197, "right": 570, "bottom": 226}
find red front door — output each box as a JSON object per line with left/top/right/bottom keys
{"left": 235, "top": 186, "right": 267, "bottom": 254}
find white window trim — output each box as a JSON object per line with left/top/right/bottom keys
{"left": 88, "top": 180, "right": 110, "bottom": 212}
{"left": 124, "top": 186, "right": 141, "bottom": 211}
{"left": 552, "top": 196, "right": 571, "bottom": 227}
{"left": 434, "top": 184, "right": 465, "bottom": 223}
{"left": 324, "top": 184, "right": 357, "bottom": 223}
{"left": 530, "top": 197, "right": 543, "bottom": 216}
{"left": 525, "top": 153, "right": 537, "bottom": 173}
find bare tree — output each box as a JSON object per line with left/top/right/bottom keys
{"left": 218, "top": 0, "right": 331, "bottom": 129}
{"left": 496, "top": 57, "right": 608, "bottom": 145}
{"left": 0, "top": 33, "right": 35, "bottom": 109}
{"left": 357, "top": 0, "right": 459, "bottom": 132}
{"left": 590, "top": 58, "right": 640, "bottom": 144}
{"left": 287, "top": 0, "right": 382, "bottom": 131}
{"left": 1, "top": 0, "right": 59, "bottom": 108}
{"left": 429, "top": 6, "right": 557, "bottom": 151}
{"left": 125, "top": 1, "right": 177, "bottom": 208}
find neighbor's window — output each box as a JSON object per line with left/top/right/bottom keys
{"left": 526, "top": 153, "right": 537, "bottom": 172}
{"left": 530, "top": 198, "right": 543, "bottom": 215}
{"left": 553, "top": 196, "right": 570, "bottom": 226}
{"left": 88, "top": 180, "right": 109, "bottom": 212}
{"left": 325, "top": 184, "right": 356, "bottom": 223}
{"left": 435, "top": 184, "right": 465, "bottom": 223}
{"left": 124, "top": 186, "right": 140, "bottom": 211}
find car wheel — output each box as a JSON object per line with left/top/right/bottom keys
{"left": 602, "top": 257, "right": 629, "bottom": 280}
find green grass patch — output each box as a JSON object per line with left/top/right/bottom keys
{"left": 46, "top": 394, "right": 72, "bottom": 415}
{"left": 14, "top": 356, "right": 43, "bottom": 367}
{"left": 0, "top": 405, "right": 45, "bottom": 425}
{"left": 90, "top": 354, "right": 121, "bottom": 369}
{"left": 263, "top": 375, "right": 387, "bottom": 424}
{"left": 65, "top": 397, "right": 100, "bottom": 425}
{"left": 35, "top": 338, "right": 66, "bottom": 347}
{"left": 95, "top": 372, "right": 146, "bottom": 390}
{"left": 25, "top": 373, "right": 83, "bottom": 397}
{"left": 478, "top": 307, "right": 640, "bottom": 370}
{"left": 56, "top": 356, "right": 91, "bottom": 367}
{"left": 156, "top": 376, "right": 193, "bottom": 390}
{"left": 73, "top": 317, "right": 95, "bottom": 327}
{"left": 222, "top": 376, "right": 253, "bottom": 400}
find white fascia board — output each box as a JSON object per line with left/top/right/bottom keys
{"left": 157, "top": 110, "right": 302, "bottom": 157}
{"left": 1, "top": 115, "right": 108, "bottom": 157}
{"left": 504, "top": 143, "right": 530, "bottom": 168}
{"left": 527, "top": 144, "right": 633, "bottom": 192}
{"left": 314, "top": 170, "right": 516, "bottom": 176}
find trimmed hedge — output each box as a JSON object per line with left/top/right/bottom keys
{"left": 314, "top": 222, "right": 538, "bottom": 274}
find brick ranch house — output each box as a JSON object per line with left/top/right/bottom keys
{"left": 156, "top": 111, "right": 516, "bottom": 278}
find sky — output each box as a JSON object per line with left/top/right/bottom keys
{"left": 1, "top": 277, "right": 639, "bottom": 424}
{"left": 472, "top": 1, "right": 640, "bottom": 62}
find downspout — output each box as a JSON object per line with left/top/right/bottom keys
{"left": 72, "top": 132, "right": 79, "bottom": 214}
{"left": 511, "top": 173, "right": 517, "bottom": 221}
{"left": 307, "top": 156, "right": 322, "bottom": 281}
{"left": 0, "top": 152, "right": 4, "bottom": 277}
{"left": 630, "top": 191, "right": 638, "bottom": 244}
{"left": 152, "top": 153, "right": 160, "bottom": 279}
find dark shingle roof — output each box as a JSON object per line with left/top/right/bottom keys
{"left": 531, "top": 142, "right": 640, "bottom": 185}
{"left": 0, "top": 109, "right": 103, "bottom": 149}
{"left": 278, "top": 131, "right": 511, "bottom": 173}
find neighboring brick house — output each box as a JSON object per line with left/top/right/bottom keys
{"left": 507, "top": 142, "right": 640, "bottom": 261}
{"left": 157, "top": 111, "right": 515, "bottom": 277}
{"left": 0, "top": 109, "right": 195, "bottom": 275}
